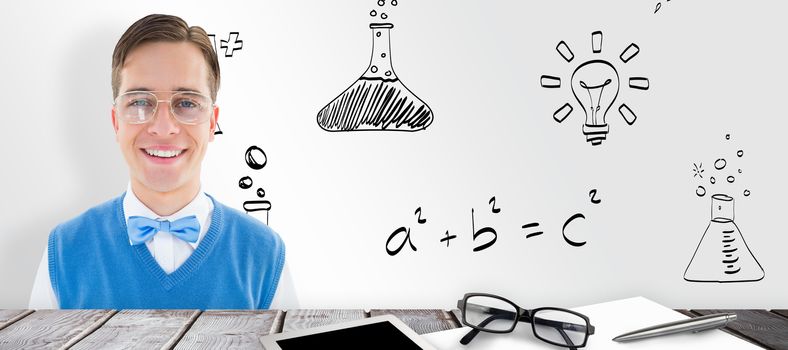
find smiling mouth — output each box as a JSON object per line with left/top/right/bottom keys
{"left": 143, "top": 148, "right": 185, "bottom": 158}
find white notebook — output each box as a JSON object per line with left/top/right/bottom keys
{"left": 422, "top": 296, "right": 761, "bottom": 350}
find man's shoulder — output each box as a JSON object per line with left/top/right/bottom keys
{"left": 51, "top": 194, "right": 124, "bottom": 239}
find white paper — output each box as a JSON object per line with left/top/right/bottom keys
{"left": 422, "top": 297, "right": 761, "bottom": 350}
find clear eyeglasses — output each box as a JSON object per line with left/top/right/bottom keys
{"left": 113, "top": 90, "right": 214, "bottom": 125}
{"left": 457, "top": 293, "right": 595, "bottom": 349}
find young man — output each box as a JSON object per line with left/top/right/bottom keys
{"left": 29, "top": 14, "right": 294, "bottom": 309}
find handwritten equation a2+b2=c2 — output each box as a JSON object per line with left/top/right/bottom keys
{"left": 385, "top": 190, "right": 603, "bottom": 256}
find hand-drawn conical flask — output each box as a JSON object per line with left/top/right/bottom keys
{"left": 317, "top": 23, "right": 434, "bottom": 132}
{"left": 684, "top": 194, "right": 764, "bottom": 282}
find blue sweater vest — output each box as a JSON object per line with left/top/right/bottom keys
{"left": 48, "top": 193, "right": 285, "bottom": 309}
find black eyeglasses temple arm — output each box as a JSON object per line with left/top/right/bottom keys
{"left": 533, "top": 316, "right": 595, "bottom": 334}
{"left": 557, "top": 328, "right": 577, "bottom": 350}
{"left": 459, "top": 313, "right": 514, "bottom": 345}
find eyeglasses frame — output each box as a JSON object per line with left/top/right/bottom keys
{"left": 113, "top": 90, "right": 215, "bottom": 125}
{"left": 457, "top": 292, "right": 595, "bottom": 349}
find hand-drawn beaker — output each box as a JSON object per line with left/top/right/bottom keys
{"left": 316, "top": 23, "right": 434, "bottom": 132}
{"left": 684, "top": 194, "right": 764, "bottom": 282}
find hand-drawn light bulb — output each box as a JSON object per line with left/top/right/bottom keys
{"left": 570, "top": 60, "right": 620, "bottom": 145}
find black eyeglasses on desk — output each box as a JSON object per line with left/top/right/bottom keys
{"left": 457, "top": 293, "right": 595, "bottom": 349}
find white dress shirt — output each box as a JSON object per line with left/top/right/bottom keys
{"left": 29, "top": 184, "right": 297, "bottom": 309}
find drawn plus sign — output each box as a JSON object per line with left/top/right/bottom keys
{"left": 220, "top": 32, "right": 243, "bottom": 57}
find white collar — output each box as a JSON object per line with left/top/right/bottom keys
{"left": 123, "top": 183, "right": 212, "bottom": 249}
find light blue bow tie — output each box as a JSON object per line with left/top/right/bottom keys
{"left": 127, "top": 215, "right": 200, "bottom": 245}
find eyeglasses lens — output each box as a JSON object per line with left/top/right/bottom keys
{"left": 532, "top": 309, "right": 588, "bottom": 347}
{"left": 116, "top": 92, "right": 210, "bottom": 124}
{"left": 464, "top": 296, "right": 518, "bottom": 332}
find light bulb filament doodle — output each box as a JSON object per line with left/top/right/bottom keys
{"left": 579, "top": 78, "right": 612, "bottom": 125}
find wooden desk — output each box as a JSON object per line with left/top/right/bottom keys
{"left": 1, "top": 308, "right": 786, "bottom": 349}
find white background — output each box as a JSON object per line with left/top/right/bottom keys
{"left": 1, "top": 0, "right": 786, "bottom": 309}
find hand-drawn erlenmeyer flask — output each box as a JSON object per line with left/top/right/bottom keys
{"left": 684, "top": 194, "right": 764, "bottom": 282}
{"left": 316, "top": 23, "right": 434, "bottom": 132}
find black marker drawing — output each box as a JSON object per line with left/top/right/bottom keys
{"left": 245, "top": 146, "right": 267, "bottom": 170}
{"left": 386, "top": 207, "right": 424, "bottom": 256}
{"left": 692, "top": 163, "right": 704, "bottom": 178}
{"left": 488, "top": 196, "right": 501, "bottom": 213}
{"left": 562, "top": 213, "right": 587, "bottom": 247}
{"left": 540, "top": 31, "right": 650, "bottom": 145}
{"left": 521, "top": 222, "right": 543, "bottom": 239}
{"left": 239, "top": 176, "right": 253, "bottom": 189}
{"left": 684, "top": 194, "right": 764, "bottom": 282}
{"left": 371, "top": 0, "right": 398, "bottom": 21}
{"left": 386, "top": 227, "right": 417, "bottom": 256}
{"left": 440, "top": 230, "right": 457, "bottom": 247}
{"left": 239, "top": 145, "right": 271, "bottom": 224}
{"left": 220, "top": 32, "right": 243, "bottom": 57}
{"left": 386, "top": 190, "right": 600, "bottom": 256}
{"left": 316, "top": 22, "right": 433, "bottom": 132}
{"left": 685, "top": 134, "right": 764, "bottom": 282}
{"left": 471, "top": 208, "right": 498, "bottom": 253}
{"left": 654, "top": 0, "right": 671, "bottom": 14}
{"left": 209, "top": 33, "right": 243, "bottom": 58}
{"left": 589, "top": 189, "right": 601, "bottom": 204}
{"left": 415, "top": 206, "right": 427, "bottom": 224}
{"left": 205, "top": 31, "right": 245, "bottom": 136}
{"left": 243, "top": 200, "right": 271, "bottom": 214}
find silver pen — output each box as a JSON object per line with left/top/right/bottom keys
{"left": 612, "top": 313, "right": 737, "bottom": 342}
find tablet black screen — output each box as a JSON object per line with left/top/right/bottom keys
{"left": 276, "top": 320, "right": 425, "bottom": 350}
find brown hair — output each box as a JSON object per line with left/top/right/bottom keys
{"left": 111, "top": 14, "right": 220, "bottom": 101}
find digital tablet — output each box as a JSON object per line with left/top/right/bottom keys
{"left": 260, "top": 314, "right": 437, "bottom": 350}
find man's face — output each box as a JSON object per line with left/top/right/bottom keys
{"left": 112, "top": 41, "right": 218, "bottom": 194}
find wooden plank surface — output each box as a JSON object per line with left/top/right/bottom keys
{"left": 174, "top": 310, "right": 283, "bottom": 350}
{"left": 0, "top": 309, "right": 115, "bottom": 350}
{"left": 69, "top": 309, "right": 200, "bottom": 350}
{"left": 369, "top": 309, "right": 459, "bottom": 335}
{"left": 692, "top": 309, "right": 788, "bottom": 350}
{"left": 450, "top": 309, "right": 463, "bottom": 328}
{"left": 0, "top": 310, "right": 34, "bottom": 332}
{"left": 2, "top": 308, "right": 787, "bottom": 348}
{"left": 281, "top": 309, "right": 367, "bottom": 333}
{"left": 772, "top": 310, "right": 788, "bottom": 320}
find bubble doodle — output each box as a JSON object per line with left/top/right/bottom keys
{"left": 381, "top": 13, "right": 388, "bottom": 19}
{"left": 744, "top": 189, "right": 751, "bottom": 196}
{"left": 696, "top": 186, "right": 706, "bottom": 197}
{"left": 378, "top": 0, "right": 385, "bottom": 5}
{"left": 370, "top": 10, "right": 377, "bottom": 16}
{"left": 710, "top": 177, "right": 716, "bottom": 184}
{"left": 737, "top": 150, "right": 744, "bottom": 157}
{"left": 239, "top": 176, "right": 253, "bottom": 189}
{"left": 727, "top": 176, "right": 735, "bottom": 183}
{"left": 714, "top": 158, "right": 726, "bottom": 170}
{"left": 239, "top": 144, "right": 271, "bottom": 224}
{"left": 245, "top": 146, "right": 268, "bottom": 170}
